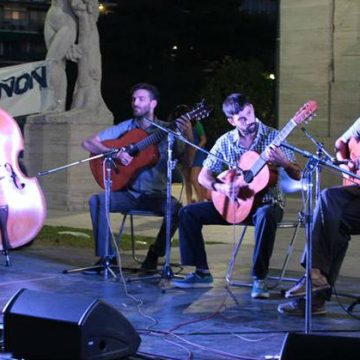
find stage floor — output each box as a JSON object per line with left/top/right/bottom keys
{"left": 1, "top": 238, "right": 360, "bottom": 360}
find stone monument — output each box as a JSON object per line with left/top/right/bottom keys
{"left": 25, "top": 0, "right": 113, "bottom": 210}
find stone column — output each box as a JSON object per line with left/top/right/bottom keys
{"left": 278, "top": 0, "right": 360, "bottom": 188}
{"left": 24, "top": 109, "right": 112, "bottom": 210}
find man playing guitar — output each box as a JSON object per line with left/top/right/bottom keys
{"left": 279, "top": 116, "right": 360, "bottom": 315}
{"left": 171, "top": 93, "right": 301, "bottom": 298}
{"left": 82, "top": 83, "right": 193, "bottom": 272}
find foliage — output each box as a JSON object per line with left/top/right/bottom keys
{"left": 97, "top": 1, "right": 277, "bottom": 122}
{"left": 199, "top": 57, "right": 276, "bottom": 147}
{"left": 34, "top": 225, "right": 155, "bottom": 250}
{"left": 32, "top": 225, "right": 223, "bottom": 249}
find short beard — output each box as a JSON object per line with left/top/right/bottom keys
{"left": 243, "top": 122, "right": 257, "bottom": 135}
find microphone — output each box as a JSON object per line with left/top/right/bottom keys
{"left": 332, "top": 159, "right": 348, "bottom": 166}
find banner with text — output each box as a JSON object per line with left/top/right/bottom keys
{"left": 0, "top": 60, "right": 54, "bottom": 117}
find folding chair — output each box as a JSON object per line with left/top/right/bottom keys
{"left": 116, "top": 166, "right": 184, "bottom": 264}
{"left": 225, "top": 170, "right": 305, "bottom": 289}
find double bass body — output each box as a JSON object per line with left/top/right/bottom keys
{"left": 0, "top": 108, "right": 46, "bottom": 251}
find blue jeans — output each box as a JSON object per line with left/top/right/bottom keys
{"left": 89, "top": 191, "right": 182, "bottom": 257}
{"left": 301, "top": 185, "right": 360, "bottom": 287}
{"left": 178, "top": 201, "right": 283, "bottom": 279}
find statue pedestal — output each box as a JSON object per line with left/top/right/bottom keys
{"left": 25, "top": 108, "right": 113, "bottom": 210}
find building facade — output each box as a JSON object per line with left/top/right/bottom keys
{"left": 0, "top": 0, "right": 50, "bottom": 66}
{"left": 278, "top": 0, "right": 360, "bottom": 188}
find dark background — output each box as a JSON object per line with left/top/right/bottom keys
{"left": 91, "top": 0, "right": 278, "bottom": 144}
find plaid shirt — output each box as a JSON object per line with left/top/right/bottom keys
{"left": 203, "top": 120, "right": 296, "bottom": 207}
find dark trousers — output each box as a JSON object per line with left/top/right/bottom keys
{"left": 178, "top": 201, "right": 283, "bottom": 279}
{"left": 301, "top": 185, "right": 360, "bottom": 292}
{"left": 89, "top": 191, "right": 182, "bottom": 258}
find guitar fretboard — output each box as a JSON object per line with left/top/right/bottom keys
{"left": 136, "top": 129, "right": 165, "bottom": 151}
{"left": 250, "top": 119, "right": 298, "bottom": 177}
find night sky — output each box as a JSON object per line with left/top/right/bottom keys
{"left": 95, "top": 0, "right": 278, "bottom": 128}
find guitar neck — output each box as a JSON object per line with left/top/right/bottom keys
{"left": 136, "top": 129, "right": 166, "bottom": 151}
{"left": 250, "top": 119, "right": 298, "bottom": 177}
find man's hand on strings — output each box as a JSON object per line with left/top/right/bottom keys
{"left": 114, "top": 150, "right": 133, "bottom": 166}
{"left": 214, "top": 182, "right": 240, "bottom": 201}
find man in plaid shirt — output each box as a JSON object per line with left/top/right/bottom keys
{"left": 172, "top": 93, "right": 301, "bottom": 298}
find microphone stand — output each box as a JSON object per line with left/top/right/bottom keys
{"left": 134, "top": 119, "right": 243, "bottom": 288}
{"left": 301, "top": 127, "right": 334, "bottom": 204}
{"left": 281, "top": 141, "right": 360, "bottom": 333}
{"left": 38, "top": 149, "right": 121, "bottom": 280}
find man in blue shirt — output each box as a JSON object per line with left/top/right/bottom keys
{"left": 82, "top": 83, "right": 192, "bottom": 271}
{"left": 171, "top": 93, "right": 301, "bottom": 298}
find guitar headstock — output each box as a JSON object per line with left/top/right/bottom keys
{"left": 293, "top": 100, "right": 318, "bottom": 125}
{"left": 187, "top": 100, "right": 214, "bottom": 121}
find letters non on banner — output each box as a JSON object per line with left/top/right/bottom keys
{"left": 0, "top": 61, "right": 54, "bottom": 117}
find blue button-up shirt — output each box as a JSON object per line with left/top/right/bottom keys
{"left": 98, "top": 118, "right": 184, "bottom": 197}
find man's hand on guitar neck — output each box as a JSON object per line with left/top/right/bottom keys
{"left": 263, "top": 145, "right": 289, "bottom": 167}
{"left": 264, "top": 145, "right": 301, "bottom": 180}
{"left": 175, "top": 115, "right": 193, "bottom": 141}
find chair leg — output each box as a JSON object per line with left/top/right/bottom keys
{"left": 226, "top": 226, "right": 251, "bottom": 286}
{"left": 129, "top": 215, "right": 143, "bottom": 264}
{"left": 268, "top": 221, "right": 303, "bottom": 288}
{"left": 1, "top": 250, "right": 11, "bottom": 267}
{"left": 116, "top": 214, "right": 128, "bottom": 248}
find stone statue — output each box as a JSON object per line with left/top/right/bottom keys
{"left": 43, "top": 0, "right": 111, "bottom": 115}
{"left": 44, "top": 0, "right": 81, "bottom": 112}
{"left": 69, "top": 0, "right": 110, "bottom": 111}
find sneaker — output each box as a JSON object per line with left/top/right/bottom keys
{"left": 285, "top": 274, "right": 330, "bottom": 299}
{"left": 251, "top": 279, "right": 270, "bottom": 299}
{"left": 277, "top": 297, "right": 327, "bottom": 316}
{"left": 141, "top": 246, "right": 159, "bottom": 271}
{"left": 171, "top": 272, "right": 214, "bottom": 288}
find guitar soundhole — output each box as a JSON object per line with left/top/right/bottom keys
{"left": 237, "top": 186, "right": 255, "bottom": 200}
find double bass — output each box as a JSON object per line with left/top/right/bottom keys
{"left": 0, "top": 108, "right": 46, "bottom": 259}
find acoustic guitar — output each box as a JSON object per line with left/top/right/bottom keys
{"left": 211, "top": 101, "right": 318, "bottom": 224}
{"left": 90, "top": 102, "right": 213, "bottom": 191}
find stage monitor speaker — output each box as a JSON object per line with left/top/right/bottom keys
{"left": 280, "top": 332, "right": 360, "bottom": 360}
{"left": 3, "top": 288, "right": 141, "bottom": 360}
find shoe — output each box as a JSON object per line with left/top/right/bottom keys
{"left": 277, "top": 297, "right": 327, "bottom": 316}
{"left": 141, "top": 246, "right": 159, "bottom": 271}
{"left": 171, "top": 272, "right": 214, "bottom": 288}
{"left": 285, "top": 274, "right": 330, "bottom": 299}
{"left": 251, "top": 279, "right": 270, "bottom": 299}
